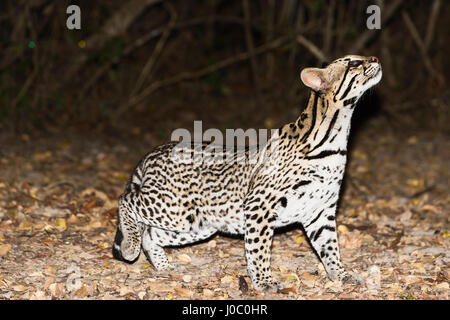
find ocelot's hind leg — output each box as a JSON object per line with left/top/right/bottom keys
{"left": 141, "top": 227, "right": 174, "bottom": 270}
{"left": 141, "top": 226, "right": 217, "bottom": 270}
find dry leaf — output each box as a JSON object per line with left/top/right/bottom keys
{"left": 307, "top": 294, "right": 335, "bottom": 300}
{"left": 300, "top": 272, "right": 316, "bottom": 281}
{"left": 174, "top": 287, "right": 193, "bottom": 297}
{"left": 0, "top": 244, "right": 11, "bottom": 256}
{"left": 203, "top": 289, "right": 214, "bottom": 297}
{"left": 279, "top": 287, "right": 296, "bottom": 294}
{"left": 67, "top": 215, "right": 79, "bottom": 224}
{"left": 49, "top": 283, "right": 63, "bottom": 296}
{"left": 362, "top": 234, "right": 375, "bottom": 244}
{"left": 366, "top": 265, "right": 381, "bottom": 290}
{"left": 12, "top": 285, "right": 27, "bottom": 292}
{"left": 238, "top": 276, "right": 248, "bottom": 293}
{"left": 33, "top": 151, "right": 52, "bottom": 161}
{"left": 300, "top": 272, "right": 317, "bottom": 288}
{"left": 119, "top": 287, "right": 134, "bottom": 296}
{"left": 74, "top": 285, "right": 88, "bottom": 298}
{"left": 338, "top": 293, "right": 356, "bottom": 299}
{"left": 338, "top": 225, "right": 350, "bottom": 234}
{"left": 207, "top": 240, "right": 217, "bottom": 249}
{"left": 90, "top": 220, "right": 103, "bottom": 229}
{"left": 279, "top": 265, "right": 288, "bottom": 273}
{"left": 398, "top": 210, "right": 412, "bottom": 223}
{"left": 302, "top": 279, "right": 316, "bottom": 288}
{"left": 43, "top": 277, "right": 54, "bottom": 291}
{"left": 177, "top": 254, "right": 192, "bottom": 263}
{"left": 55, "top": 219, "right": 66, "bottom": 229}
{"left": 18, "top": 221, "right": 34, "bottom": 230}
{"left": 182, "top": 275, "right": 192, "bottom": 282}
{"left": 221, "top": 275, "right": 233, "bottom": 284}
{"left": 295, "top": 236, "right": 305, "bottom": 245}
{"left": 420, "top": 205, "right": 441, "bottom": 213}
{"left": 435, "top": 282, "right": 449, "bottom": 291}
{"left": 406, "top": 179, "right": 420, "bottom": 187}
{"left": 81, "top": 200, "right": 97, "bottom": 213}
{"left": 339, "top": 230, "right": 363, "bottom": 249}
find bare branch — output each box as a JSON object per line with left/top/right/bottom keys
{"left": 242, "top": 0, "right": 264, "bottom": 109}
{"left": 296, "top": 35, "right": 328, "bottom": 63}
{"left": 424, "top": 0, "right": 441, "bottom": 50}
{"left": 131, "top": 2, "right": 177, "bottom": 97}
{"left": 401, "top": 10, "right": 444, "bottom": 85}
{"left": 349, "top": 0, "right": 403, "bottom": 53}
{"left": 77, "top": 15, "right": 249, "bottom": 101}
{"left": 115, "top": 36, "right": 291, "bottom": 116}
{"left": 59, "top": 0, "right": 163, "bottom": 90}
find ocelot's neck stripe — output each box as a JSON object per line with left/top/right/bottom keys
{"left": 307, "top": 109, "right": 340, "bottom": 155}
{"left": 299, "top": 92, "right": 319, "bottom": 142}
{"left": 304, "top": 149, "right": 347, "bottom": 160}
{"left": 333, "top": 67, "right": 350, "bottom": 102}
{"left": 339, "top": 74, "right": 357, "bottom": 101}
{"left": 317, "top": 99, "right": 330, "bottom": 130}
{"left": 343, "top": 97, "right": 357, "bottom": 107}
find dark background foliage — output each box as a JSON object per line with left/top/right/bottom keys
{"left": 0, "top": 0, "right": 448, "bottom": 137}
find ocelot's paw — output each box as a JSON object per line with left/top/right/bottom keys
{"left": 336, "top": 271, "right": 364, "bottom": 285}
{"left": 152, "top": 262, "right": 175, "bottom": 271}
{"left": 252, "top": 278, "right": 284, "bottom": 293}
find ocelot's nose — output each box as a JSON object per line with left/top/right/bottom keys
{"left": 369, "top": 56, "right": 379, "bottom": 63}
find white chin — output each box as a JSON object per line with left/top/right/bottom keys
{"left": 364, "top": 68, "right": 382, "bottom": 90}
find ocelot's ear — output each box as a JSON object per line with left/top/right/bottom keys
{"left": 300, "top": 67, "right": 330, "bottom": 92}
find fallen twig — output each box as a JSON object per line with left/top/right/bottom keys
{"left": 44, "top": 181, "right": 77, "bottom": 192}
{"left": 409, "top": 185, "right": 436, "bottom": 199}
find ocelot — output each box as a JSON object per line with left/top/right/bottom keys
{"left": 112, "top": 55, "right": 382, "bottom": 292}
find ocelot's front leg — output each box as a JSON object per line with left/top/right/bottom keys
{"left": 302, "top": 207, "right": 362, "bottom": 284}
{"left": 244, "top": 203, "right": 283, "bottom": 292}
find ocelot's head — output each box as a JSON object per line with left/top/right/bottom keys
{"left": 112, "top": 194, "right": 143, "bottom": 263}
{"left": 300, "top": 55, "right": 382, "bottom": 105}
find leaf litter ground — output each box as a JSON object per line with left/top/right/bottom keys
{"left": 0, "top": 123, "right": 448, "bottom": 300}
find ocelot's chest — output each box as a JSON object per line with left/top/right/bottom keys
{"left": 272, "top": 162, "right": 346, "bottom": 227}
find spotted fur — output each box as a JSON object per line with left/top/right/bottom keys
{"left": 112, "top": 55, "right": 382, "bottom": 292}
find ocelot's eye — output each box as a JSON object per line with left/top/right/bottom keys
{"left": 348, "top": 60, "right": 363, "bottom": 68}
